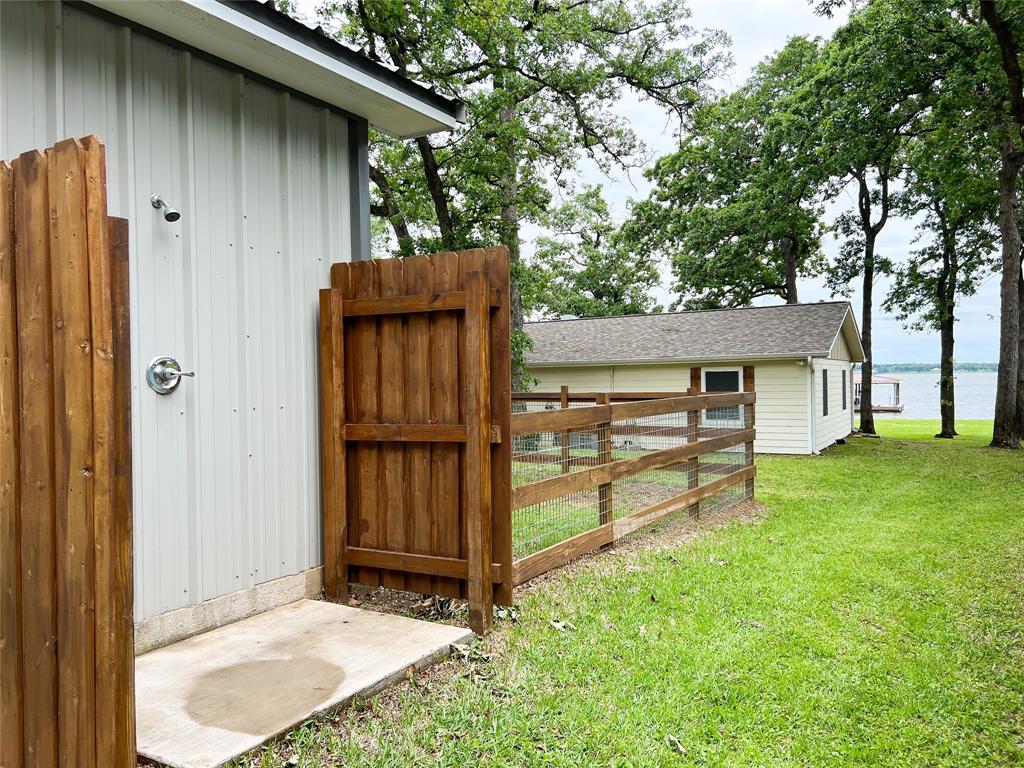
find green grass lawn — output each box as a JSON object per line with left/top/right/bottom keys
{"left": 242, "top": 420, "right": 1024, "bottom": 767}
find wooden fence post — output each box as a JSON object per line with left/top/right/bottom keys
{"left": 465, "top": 270, "right": 493, "bottom": 634}
{"left": 687, "top": 368, "right": 702, "bottom": 519}
{"left": 0, "top": 157, "right": 22, "bottom": 768}
{"left": 560, "top": 384, "right": 570, "bottom": 473}
{"left": 595, "top": 393, "right": 612, "bottom": 527}
{"left": 743, "top": 366, "right": 755, "bottom": 499}
{"left": 319, "top": 288, "right": 348, "bottom": 602}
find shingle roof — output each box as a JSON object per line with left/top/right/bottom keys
{"left": 525, "top": 302, "right": 861, "bottom": 365}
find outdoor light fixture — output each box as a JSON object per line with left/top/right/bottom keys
{"left": 151, "top": 194, "right": 181, "bottom": 222}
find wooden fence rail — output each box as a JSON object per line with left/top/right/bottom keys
{"left": 1, "top": 138, "right": 134, "bottom": 768}
{"left": 510, "top": 384, "right": 755, "bottom": 585}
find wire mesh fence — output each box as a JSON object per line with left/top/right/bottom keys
{"left": 510, "top": 389, "right": 755, "bottom": 575}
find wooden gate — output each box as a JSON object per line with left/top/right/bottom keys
{"left": 319, "top": 248, "right": 512, "bottom": 635}
{"left": 0, "top": 138, "right": 135, "bottom": 767}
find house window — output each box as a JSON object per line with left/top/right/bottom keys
{"left": 822, "top": 369, "right": 829, "bottom": 416}
{"left": 842, "top": 369, "right": 847, "bottom": 410}
{"left": 704, "top": 369, "right": 741, "bottom": 422}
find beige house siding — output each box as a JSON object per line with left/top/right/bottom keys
{"left": 530, "top": 365, "right": 613, "bottom": 392}
{"left": 813, "top": 356, "right": 855, "bottom": 452}
{"left": 529, "top": 359, "right": 811, "bottom": 455}
{"left": 830, "top": 329, "right": 853, "bottom": 361}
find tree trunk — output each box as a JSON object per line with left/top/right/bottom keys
{"left": 935, "top": 239, "right": 956, "bottom": 438}
{"left": 415, "top": 136, "right": 456, "bottom": 248}
{"left": 991, "top": 135, "right": 1022, "bottom": 449}
{"left": 1015, "top": 269, "right": 1024, "bottom": 439}
{"left": 937, "top": 311, "right": 956, "bottom": 439}
{"left": 780, "top": 236, "right": 799, "bottom": 304}
{"left": 368, "top": 162, "right": 413, "bottom": 252}
{"left": 500, "top": 168, "right": 527, "bottom": 390}
{"left": 502, "top": 199, "right": 526, "bottom": 389}
{"left": 859, "top": 233, "right": 876, "bottom": 435}
{"left": 494, "top": 73, "right": 529, "bottom": 391}
{"left": 937, "top": 311, "right": 954, "bottom": 442}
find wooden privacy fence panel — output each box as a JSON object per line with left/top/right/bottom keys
{"left": 0, "top": 137, "right": 134, "bottom": 768}
{"left": 510, "top": 384, "right": 756, "bottom": 585}
{"left": 320, "top": 247, "right": 512, "bottom": 635}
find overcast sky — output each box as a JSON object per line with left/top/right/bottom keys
{"left": 301, "top": 0, "right": 1002, "bottom": 364}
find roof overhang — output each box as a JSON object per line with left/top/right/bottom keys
{"left": 83, "top": 0, "right": 466, "bottom": 138}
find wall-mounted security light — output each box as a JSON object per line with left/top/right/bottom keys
{"left": 151, "top": 194, "right": 181, "bottom": 222}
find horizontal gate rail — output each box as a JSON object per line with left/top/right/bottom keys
{"left": 342, "top": 423, "right": 502, "bottom": 443}
{"left": 345, "top": 547, "right": 505, "bottom": 583}
{"left": 341, "top": 288, "right": 501, "bottom": 317}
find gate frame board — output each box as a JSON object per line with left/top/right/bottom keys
{"left": 320, "top": 247, "right": 512, "bottom": 634}
{"left": 0, "top": 137, "right": 135, "bottom": 768}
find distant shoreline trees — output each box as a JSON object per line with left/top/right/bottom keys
{"left": 871, "top": 363, "right": 999, "bottom": 374}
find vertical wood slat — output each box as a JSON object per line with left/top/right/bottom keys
{"left": 687, "top": 371, "right": 701, "bottom": 519}
{"left": 403, "top": 255, "right": 434, "bottom": 595}
{"left": 485, "top": 247, "right": 513, "bottom": 607}
{"left": 82, "top": 138, "right": 120, "bottom": 768}
{"left": 331, "top": 263, "right": 360, "bottom": 594}
{"left": 431, "top": 252, "right": 462, "bottom": 598}
{"left": 0, "top": 159, "right": 24, "bottom": 768}
{"left": 596, "top": 393, "right": 612, "bottom": 527}
{"left": 13, "top": 149, "right": 58, "bottom": 768}
{"left": 464, "top": 270, "right": 493, "bottom": 634}
{"left": 105, "top": 215, "right": 135, "bottom": 766}
{"left": 743, "top": 366, "right": 756, "bottom": 499}
{"left": 377, "top": 258, "right": 407, "bottom": 591}
{"left": 458, "top": 250, "right": 489, "bottom": 602}
{"left": 559, "top": 384, "right": 570, "bottom": 473}
{"left": 319, "top": 288, "right": 347, "bottom": 601}
{"left": 48, "top": 138, "right": 96, "bottom": 768}
{"left": 341, "top": 260, "right": 382, "bottom": 588}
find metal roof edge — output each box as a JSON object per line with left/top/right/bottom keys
{"left": 81, "top": 0, "right": 465, "bottom": 136}
{"left": 221, "top": 0, "right": 465, "bottom": 124}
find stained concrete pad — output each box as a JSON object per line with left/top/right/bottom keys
{"left": 135, "top": 598, "right": 473, "bottom": 768}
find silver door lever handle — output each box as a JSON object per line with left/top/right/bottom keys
{"left": 162, "top": 368, "right": 195, "bottom": 380}
{"left": 147, "top": 355, "right": 195, "bottom": 395}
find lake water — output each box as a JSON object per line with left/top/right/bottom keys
{"left": 873, "top": 371, "right": 997, "bottom": 421}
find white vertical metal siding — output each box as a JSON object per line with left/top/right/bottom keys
{"left": 1, "top": 2, "right": 353, "bottom": 620}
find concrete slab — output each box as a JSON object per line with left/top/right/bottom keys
{"left": 135, "top": 599, "right": 473, "bottom": 768}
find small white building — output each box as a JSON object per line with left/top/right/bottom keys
{"left": 525, "top": 302, "right": 865, "bottom": 455}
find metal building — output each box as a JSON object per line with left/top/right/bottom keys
{"left": 0, "top": 0, "right": 463, "bottom": 641}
